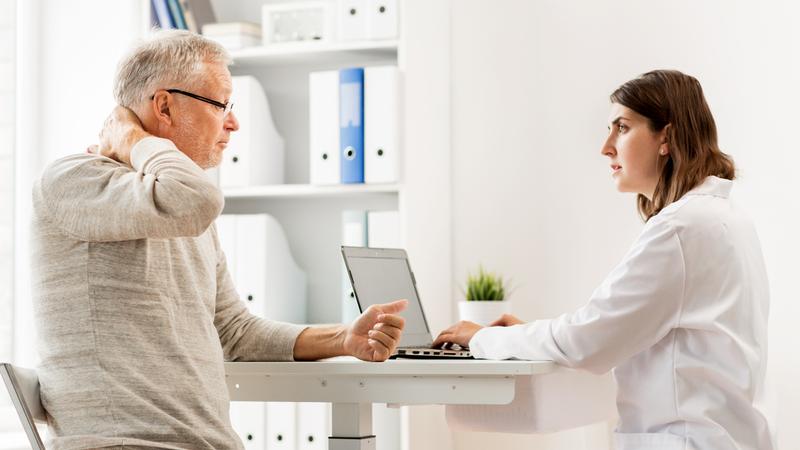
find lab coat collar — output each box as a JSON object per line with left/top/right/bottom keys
{"left": 683, "top": 176, "right": 732, "bottom": 199}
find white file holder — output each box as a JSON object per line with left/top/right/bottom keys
{"left": 365, "top": 0, "right": 398, "bottom": 40}
{"left": 229, "top": 402, "right": 266, "bottom": 450}
{"left": 309, "top": 70, "right": 341, "bottom": 185}
{"left": 297, "top": 402, "right": 331, "bottom": 450}
{"left": 220, "top": 76, "right": 285, "bottom": 189}
{"left": 364, "top": 66, "right": 400, "bottom": 184}
{"left": 216, "top": 214, "right": 307, "bottom": 324}
{"left": 445, "top": 369, "right": 617, "bottom": 434}
{"left": 337, "top": 0, "right": 368, "bottom": 41}
{"left": 266, "top": 402, "right": 297, "bottom": 449}
{"left": 239, "top": 214, "right": 307, "bottom": 323}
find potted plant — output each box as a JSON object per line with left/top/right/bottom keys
{"left": 458, "top": 266, "right": 512, "bottom": 326}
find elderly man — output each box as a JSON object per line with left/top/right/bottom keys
{"left": 30, "top": 30, "right": 406, "bottom": 449}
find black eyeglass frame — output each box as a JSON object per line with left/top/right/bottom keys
{"left": 150, "top": 89, "right": 234, "bottom": 116}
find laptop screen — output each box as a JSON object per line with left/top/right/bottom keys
{"left": 343, "top": 249, "right": 432, "bottom": 348}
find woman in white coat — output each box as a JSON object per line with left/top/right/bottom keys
{"left": 434, "top": 70, "right": 773, "bottom": 450}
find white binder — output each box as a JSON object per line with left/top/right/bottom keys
{"left": 367, "top": 210, "right": 401, "bottom": 248}
{"left": 229, "top": 402, "right": 267, "bottom": 450}
{"left": 220, "top": 76, "right": 285, "bottom": 188}
{"left": 296, "top": 403, "right": 330, "bottom": 450}
{"left": 365, "top": 0, "right": 398, "bottom": 40}
{"left": 341, "top": 210, "right": 368, "bottom": 323}
{"left": 364, "top": 66, "right": 400, "bottom": 184}
{"left": 216, "top": 214, "right": 308, "bottom": 323}
{"left": 337, "top": 0, "right": 368, "bottom": 41}
{"left": 266, "top": 402, "right": 297, "bottom": 450}
{"left": 373, "top": 404, "right": 401, "bottom": 450}
{"left": 309, "top": 70, "right": 341, "bottom": 185}
{"left": 216, "top": 215, "right": 238, "bottom": 276}
{"left": 235, "top": 214, "right": 308, "bottom": 323}
{"left": 235, "top": 214, "right": 268, "bottom": 317}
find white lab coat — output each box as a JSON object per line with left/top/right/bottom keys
{"left": 469, "top": 176, "right": 773, "bottom": 450}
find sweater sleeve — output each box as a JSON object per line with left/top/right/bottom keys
{"left": 211, "top": 223, "right": 308, "bottom": 361}
{"left": 33, "top": 137, "right": 224, "bottom": 242}
{"left": 469, "top": 218, "right": 686, "bottom": 374}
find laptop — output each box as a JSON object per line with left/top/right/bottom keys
{"left": 341, "top": 246, "right": 472, "bottom": 359}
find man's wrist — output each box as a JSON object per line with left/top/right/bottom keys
{"left": 334, "top": 324, "right": 349, "bottom": 356}
{"left": 121, "top": 129, "right": 152, "bottom": 165}
{"left": 293, "top": 324, "right": 350, "bottom": 360}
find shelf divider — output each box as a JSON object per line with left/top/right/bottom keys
{"left": 229, "top": 40, "right": 399, "bottom": 67}
{"left": 222, "top": 183, "right": 401, "bottom": 200}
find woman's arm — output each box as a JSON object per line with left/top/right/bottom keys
{"left": 461, "top": 219, "right": 685, "bottom": 374}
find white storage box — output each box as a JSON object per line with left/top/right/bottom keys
{"left": 202, "top": 22, "right": 261, "bottom": 51}
{"left": 262, "top": 1, "right": 336, "bottom": 45}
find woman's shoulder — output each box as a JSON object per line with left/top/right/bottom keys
{"left": 650, "top": 177, "right": 751, "bottom": 242}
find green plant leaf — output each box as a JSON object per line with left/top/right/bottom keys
{"left": 464, "top": 265, "right": 506, "bottom": 301}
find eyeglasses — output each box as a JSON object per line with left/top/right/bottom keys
{"left": 151, "top": 89, "right": 234, "bottom": 117}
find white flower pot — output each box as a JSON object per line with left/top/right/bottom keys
{"left": 458, "top": 300, "right": 511, "bottom": 326}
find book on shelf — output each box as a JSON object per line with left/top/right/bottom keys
{"left": 151, "top": 0, "right": 175, "bottom": 29}
{"left": 179, "top": 0, "right": 216, "bottom": 33}
{"left": 166, "top": 0, "right": 187, "bottom": 29}
{"left": 151, "top": 0, "right": 216, "bottom": 33}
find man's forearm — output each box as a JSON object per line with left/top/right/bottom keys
{"left": 293, "top": 325, "right": 348, "bottom": 361}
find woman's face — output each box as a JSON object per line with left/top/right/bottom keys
{"left": 601, "top": 103, "right": 668, "bottom": 199}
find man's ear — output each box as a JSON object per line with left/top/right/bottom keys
{"left": 151, "top": 91, "right": 173, "bottom": 126}
{"left": 659, "top": 123, "right": 672, "bottom": 156}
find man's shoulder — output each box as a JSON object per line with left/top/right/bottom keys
{"left": 43, "top": 152, "right": 125, "bottom": 176}
{"left": 39, "top": 153, "right": 130, "bottom": 190}
{"left": 34, "top": 153, "right": 129, "bottom": 214}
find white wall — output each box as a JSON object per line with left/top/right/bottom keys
{"left": 0, "top": 0, "right": 16, "bottom": 365}
{"left": 14, "top": 0, "right": 148, "bottom": 367}
{"left": 38, "top": 0, "right": 147, "bottom": 164}
{"left": 400, "top": 2, "right": 454, "bottom": 449}
{"left": 448, "top": 1, "right": 799, "bottom": 449}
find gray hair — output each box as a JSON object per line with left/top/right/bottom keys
{"left": 113, "top": 29, "right": 232, "bottom": 108}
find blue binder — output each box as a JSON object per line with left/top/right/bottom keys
{"left": 339, "top": 68, "right": 365, "bottom": 184}
{"left": 151, "top": 0, "right": 176, "bottom": 28}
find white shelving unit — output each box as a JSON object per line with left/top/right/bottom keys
{"left": 223, "top": 183, "right": 400, "bottom": 200}
{"left": 211, "top": 2, "right": 454, "bottom": 449}
{"left": 229, "top": 40, "right": 398, "bottom": 67}
{"left": 215, "top": 3, "right": 404, "bottom": 324}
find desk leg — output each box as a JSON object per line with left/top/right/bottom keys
{"left": 328, "top": 403, "right": 376, "bottom": 450}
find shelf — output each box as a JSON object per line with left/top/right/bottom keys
{"left": 229, "top": 40, "right": 398, "bottom": 67}
{"left": 223, "top": 183, "right": 400, "bottom": 200}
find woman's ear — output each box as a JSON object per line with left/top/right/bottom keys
{"left": 659, "top": 123, "right": 672, "bottom": 156}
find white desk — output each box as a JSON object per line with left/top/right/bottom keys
{"left": 225, "top": 359, "right": 556, "bottom": 450}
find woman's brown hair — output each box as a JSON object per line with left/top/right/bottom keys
{"left": 610, "top": 70, "right": 736, "bottom": 220}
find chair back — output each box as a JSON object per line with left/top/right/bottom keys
{"left": 0, "top": 362, "right": 46, "bottom": 450}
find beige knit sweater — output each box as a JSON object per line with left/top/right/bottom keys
{"left": 30, "top": 137, "right": 306, "bottom": 450}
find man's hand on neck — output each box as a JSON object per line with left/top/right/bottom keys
{"left": 94, "top": 105, "right": 151, "bottom": 166}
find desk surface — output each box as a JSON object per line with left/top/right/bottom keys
{"left": 224, "top": 358, "right": 557, "bottom": 405}
{"left": 224, "top": 358, "right": 556, "bottom": 377}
